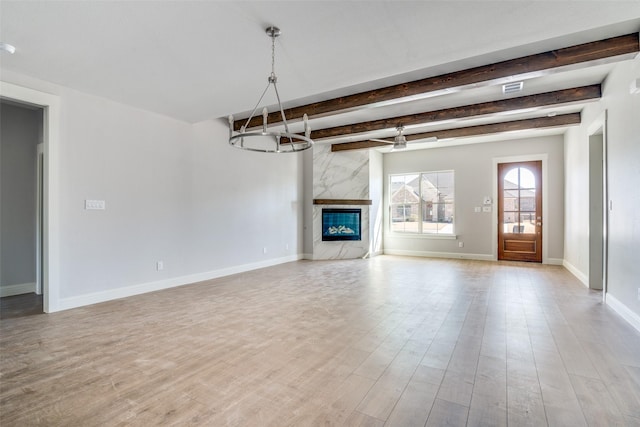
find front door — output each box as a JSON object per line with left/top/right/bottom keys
{"left": 498, "top": 161, "right": 542, "bottom": 262}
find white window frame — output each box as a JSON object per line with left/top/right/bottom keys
{"left": 389, "top": 170, "right": 455, "bottom": 236}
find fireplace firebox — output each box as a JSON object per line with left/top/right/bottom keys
{"left": 322, "top": 208, "right": 361, "bottom": 241}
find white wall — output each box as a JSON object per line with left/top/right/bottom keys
{"left": 588, "top": 133, "right": 603, "bottom": 290}
{"left": 384, "top": 135, "right": 565, "bottom": 261}
{"left": 565, "top": 56, "right": 640, "bottom": 328}
{"left": 1, "top": 72, "right": 304, "bottom": 310}
{"left": 0, "top": 102, "right": 42, "bottom": 295}
{"left": 55, "top": 88, "right": 192, "bottom": 299}
{"left": 189, "top": 119, "right": 303, "bottom": 271}
{"left": 303, "top": 149, "right": 314, "bottom": 257}
{"left": 564, "top": 126, "right": 590, "bottom": 280}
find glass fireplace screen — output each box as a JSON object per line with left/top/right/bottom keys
{"left": 322, "top": 209, "right": 362, "bottom": 241}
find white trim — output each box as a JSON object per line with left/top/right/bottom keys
{"left": 546, "top": 257, "right": 564, "bottom": 266}
{"left": 387, "top": 233, "right": 457, "bottom": 240}
{"left": 384, "top": 249, "right": 494, "bottom": 261}
{"left": 492, "top": 154, "right": 549, "bottom": 263}
{"left": 606, "top": 294, "right": 640, "bottom": 334}
{"left": 57, "top": 255, "right": 303, "bottom": 312}
{"left": 0, "top": 282, "right": 37, "bottom": 298}
{"left": 36, "top": 143, "right": 44, "bottom": 295}
{"left": 0, "top": 81, "right": 60, "bottom": 313}
{"left": 563, "top": 259, "right": 589, "bottom": 288}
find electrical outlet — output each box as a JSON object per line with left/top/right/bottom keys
{"left": 156, "top": 261, "right": 164, "bottom": 271}
{"left": 474, "top": 207, "right": 481, "bottom": 213}
{"left": 458, "top": 241, "right": 464, "bottom": 248}
{"left": 263, "top": 247, "right": 267, "bottom": 254}
{"left": 637, "top": 288, "right": 640, "bottom": 301}
{"left": 285, "top": 243, "right": 289, "bottom": 251}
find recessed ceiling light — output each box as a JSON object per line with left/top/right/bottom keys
{"left": 0, "top": 42, "right": 16, "bottom": 54}
{"left": 502, "top": 81, "right": 523, "bottom": 95}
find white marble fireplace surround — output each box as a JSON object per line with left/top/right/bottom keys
{"left": 312, "top": 145, "right": 381, "bottom": 260}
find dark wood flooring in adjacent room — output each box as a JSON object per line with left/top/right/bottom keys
{"left": 1, "top": 256, "right": 639, "bottom": 426}
{"left": 0, "top": 292, "right": 43, "bottom": 320}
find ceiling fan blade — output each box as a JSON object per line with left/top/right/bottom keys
{"left": 368, "top": 138, "right": 393, "bottom": 144}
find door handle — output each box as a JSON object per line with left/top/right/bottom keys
{"left": 537, "top": 222, "right": 542, "bottom": 226}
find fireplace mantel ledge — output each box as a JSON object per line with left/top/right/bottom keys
{"left": 313, "top": 199, "right": 372, "bottom": 206}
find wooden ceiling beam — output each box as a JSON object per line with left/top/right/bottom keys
{"left": 330, "top": 113, "right": 581, "bottom": 152}
{"left": 313, "top": 85, "right": 599, "bottom": 140}
{"left": 234, "top": 33, "right": 637, "bottom": 131}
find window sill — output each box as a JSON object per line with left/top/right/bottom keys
{"left": 388, "top": 233, "right": 458, "bottom": 240}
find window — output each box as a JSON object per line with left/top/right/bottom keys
{"left": 390, "top": 171, "right": 454, "bottom": 235}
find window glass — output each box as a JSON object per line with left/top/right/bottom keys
{"left": 503, "top": 167, "right": 537, "bottom": 234}
{"left": 390, "top": 171, "right": 455, "bottom": 235}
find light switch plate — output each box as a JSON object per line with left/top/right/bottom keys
{"left": 474, "top": 207, "right": 481, "bottom": 213}
{"left": 482, "top": 206, "right": 492, "bottom": 213}
{"left": 85, "top": 199, "right": 105, "bottom": 210}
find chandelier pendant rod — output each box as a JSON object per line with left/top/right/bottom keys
{"left": 228, "top": 25, "right": 313, "bottom": 154}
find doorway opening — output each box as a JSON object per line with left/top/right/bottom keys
{"left": 0, "top": 100, "right": 45, "bottom": 316}
{"left": 1, "top": 82, "right": 60, "bottom": 313}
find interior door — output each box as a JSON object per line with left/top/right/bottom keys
{"left": 498, "top": 161, "right": 542, "bottom": 262}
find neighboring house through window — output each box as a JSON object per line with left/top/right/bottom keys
{"left": 390, "top": 171, "right": 455, "bottom": 235}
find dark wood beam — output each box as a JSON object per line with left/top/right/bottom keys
{"left": 314, "top": 85, "right": 599, "bottom": 140}
{"left": 330, "top": 113, "right": 581, "bottom": 152}
{"left": 313, "top": 199, "right": 373, "bottom": 205}
{"left": 235, "top": 33, "right": 637, "bottom": 130}
{"left": 331, "top": 140, "right": 390, "bottom": 152}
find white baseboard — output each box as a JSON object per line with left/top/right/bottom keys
{"left": 562, "top": 259, "right": 589, "bottom": 287}
{"left": 57, "top": 254, "right": 303, "bottom": 312}
{"left": 545, "top": 258, "right": 564, "bottom": 266}
{"left": 606, "top": 294, "right": 640, "bottom": 334}
{"left": 383, "top": 249, "right": 494, "bottom": 262}
{"left": 0, "top": 282, "right": 36, "bottom": 297}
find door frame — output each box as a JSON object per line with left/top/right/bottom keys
{"left": 1, "top": 81, "right": 61, "bottom": 313}
{"left": 492, "top": 154, "right": 551, "bottom": 264}
{"left": 497, "top": 160, "right": 543, "bottom": 263}
{"left": 36, "top": 143, "right": 44, "bottom": 295}
{"left": 588, "top": 111, "right": 609, "bottom": 302}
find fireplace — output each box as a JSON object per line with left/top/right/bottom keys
{"left": 322, "top": 208, "right": 361, "bottom": 241}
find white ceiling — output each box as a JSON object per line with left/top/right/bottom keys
{"left": 1, "top": 1, "right": 639, "bottom": 135}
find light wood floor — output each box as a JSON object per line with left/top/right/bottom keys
{"left": 1, "top": 256, "right": 640, "bottom": 426}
